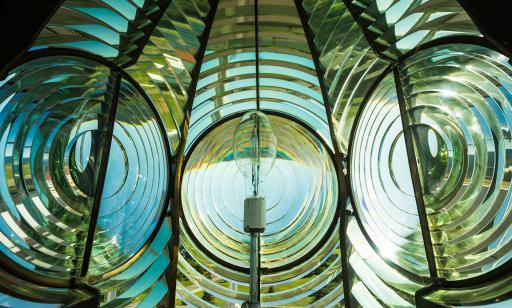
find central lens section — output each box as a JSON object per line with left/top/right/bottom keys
{"left": 181, "top": 115, "right": 338, "bottom": 270}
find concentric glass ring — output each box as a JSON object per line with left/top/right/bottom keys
{"left": 0, "top": 55, "right": 169, "bottom": 282}
{"left": 350, "top": 42, "right": 512, "bottom": 282}
{"left": 181, "top": 114, "right": 338, "bottom": 270}
{"left": 89, "top": 75, "right": 170, "bottom": 277}
{"left": 349, "top": 73, "right": 430, "bottom": 278}
{"left": 399, "top": 43, "right": 512, "bottom": 280}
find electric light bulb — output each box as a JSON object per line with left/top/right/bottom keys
{"left": 233, "top": 111, "right": 277, "bottom": 198}
{"left": 233, "top": 111, "right": 276, "bottom": 234}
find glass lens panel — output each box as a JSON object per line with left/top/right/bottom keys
{"left": 127, "top": 0, "right": 212, "bottom": 154}
{"left": 0, "top": 56, "right": 113, "bottom": 281}
{"left": 400, "top": 43, "right": 512, "bottom": 280}
{"left": 350, "top": 73, "right": 430, "bottom": 278}
{"left": 300, "top": 0, "right": 388, "bottom": 153}
{"left": 178, "top": 115, "right": 340, "bottom": 306}
{"left": 89, "top": 77, "right": 169, "bottom": 276}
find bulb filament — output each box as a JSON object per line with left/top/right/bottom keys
{"left": 251, "top": 114, "right": 261, "bottom": 196}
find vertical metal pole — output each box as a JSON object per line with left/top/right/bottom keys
{"left": 255, "top": 0, "right": 260, "bottom": 111}
{"left": 251, "top": 0, "right": 262, "bottom": 306}
{"left": 79, "top": 69, "right": 121, "bottom": 278}
{"left": 249, "top": 232, "right": 260, "bottom": 306}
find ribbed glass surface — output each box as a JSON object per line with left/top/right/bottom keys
{"left": 346, "top": 217, "right": 425, "bottom": 306}
{"left": 186, "top": 0, "right": 332, "bottom": 151}
{"left": 127, "top": 0, "right": 211, "bottom": 154}
{"left": 0, "top": 265, "right": 95, "bottom": 307}
{"left": 93, "top": 218, "right": 172, "bottom": 306}
{"left": 89, "top": 77, "right": 169, "bottom": 277}
{"left": 398, "top": 43, "right": 512, "bottom": 280}
{"left": 0, "top": 56, "right": 112, "bottom": 281}
{"left": 349, "top": 42, "right": 512, "bottom": 305}
{"left": 350, "top": 73, "right": 429, "bottom": 278}
{"left": 2, "top": 0, "right": 512, "bottom": 306}
{"left": 424, "top": 274, "right": 512, "bottom": 306}
{"left": 33, "top": 0, "right": 161, "bottom": 65}
{"left": 0, "top": 55, "right": 170, "bottom": 287}
{"left": 185, "top": 0, "right": 257, "bottom": 149}
{"left": 183, "top": 115, "right": 336, "bottom": 268}
{"left": 343, "top": 0, "right": 481, "bottom": 59}
{"left": 300, "top": 0, "right": 388, "bottom": 153}
{"left": 177, "top": 115, "right": 342, "bottom": 306}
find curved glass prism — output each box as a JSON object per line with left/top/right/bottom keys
{"left": 0, "top": 55, "right": 170, "bottom": 286}
{"left": 399, "top": 43, "right": 512, "bottom": 280}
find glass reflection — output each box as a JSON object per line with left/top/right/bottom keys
{"left": 0, "top": 56, "right": 112, "bottom": 281}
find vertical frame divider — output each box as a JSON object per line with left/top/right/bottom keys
{"left": 393, "top": 65, "right": 439, "bottom": 281}
{"left": 254, "top": 0, "right": 262, "bottom": 302}
{"left": 293, "top": 1, "right": 352, "bottom": 305}
{"left": 79, "top": 69, "right": 122, "bottom": 278}
{"left": 167, "top": 1, "right": 220, "bottom": 305}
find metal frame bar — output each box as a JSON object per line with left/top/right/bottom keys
{"left": 69, "top": 284, "right": 101, "bottom": 308}
{"left": 0, "top": 48, "right": 125, "bottom": 288}
{"left": 415, "top": 283, "right": 443, "bottom": 308}
{"left": 293, "top": 1, "right": 352, "bottom": 305}
{"left": 416, "top": 280, "right": 512, "bottom": 307}
{"left": 167, "top": 0, "right": 220, "bottom": 305}
{"left": 0, "top": 47, "right": 173, "bottom": 306}
{"left": 396, "top": 35, "right": 512, "bottom": 296}
{"left": 122, "top": 0, "right": 174, "bottom": 67}
{"left": 344, "top": 64, "right": 432, "bottom": 284}
{"left": 253, "top": 0, "right": 262, "bottom": 303}
{"left": 341, "top": 0, "right": 395, "bottom": 62}
{"left": 0, "top": 267, "right": 100, "bottom": 307}
{"left": 392, "top": 66, "right": 438, "bottom": 281}
{"left": 79, "top": 69, "right": 122, "bottom": 277}
{"left": 2, "top": 0, "right": 512, "bottom": 304}
{"left": 255, "top": 0, "right": 260, "bottom": 112}
{"left": 346, "top": 34, "right": 512, "bottom": 304}
{"left": 394, "top": 35, "right": 512, "bottom": 303}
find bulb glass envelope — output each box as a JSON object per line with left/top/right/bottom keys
{"left": 233, "top": 111, "right": 277, "bottom": 197}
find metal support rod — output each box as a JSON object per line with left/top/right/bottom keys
{"left": 393, "top": 65, "right": 439, "bottom": 280}
{"left": 243, "top": 196, "right": 265, "bottom": 306}
{"left": 247, "top": 0, "right": 262, "bottom": 305}
{"left": 79, "top": 69, "right": 121, "bottom": 278}
{"left": 341, "top": 0, "right": 395, "bottom": 62}
{"left": 121, "top": 0, "right": 174, "bottom": 67}
{"left": 248, "top": 232, "right": 260, "bottom": 306}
